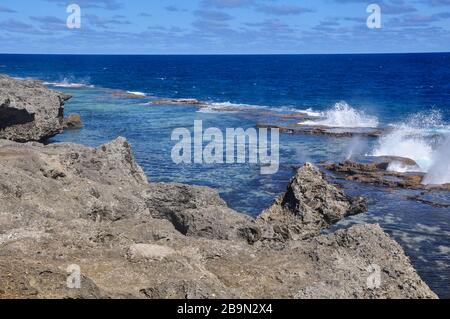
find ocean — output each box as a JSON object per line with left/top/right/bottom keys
{"left": 0, "top": 53, "right": 449, "bottom": 297}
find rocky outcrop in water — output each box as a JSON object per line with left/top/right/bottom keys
{"left": 63, "top": 113, "right": 82, "bottom": 130}
{"left": 0, "top": 75, "right": 71, "bottom": 142}
{"left": 0, "top": 138, "right": 437, "bottom": 299}
{"left": 256, "top": 123, "right": 384, "bottom": 138}
{"left": 148, "top": 98, "right": 204, "bottom": 106}
{"left": 324, "top": 158, "right": 450, "bottom": 191}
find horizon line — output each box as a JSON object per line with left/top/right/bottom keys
{"left": 1, "top": 51, "right": 450, "bottom": 56}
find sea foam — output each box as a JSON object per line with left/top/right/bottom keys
{"left": 43, "top": 78, "right": 94, "bottom": 88}
{"left": 127, "top": 91, "right": 147, "bottom": 97}
{"left": 197, "top": 101, "right": 322, "bottom": 116}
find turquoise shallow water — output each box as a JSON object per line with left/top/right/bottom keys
{"left": 1, "top": 53, "right": 449, "bottom": 297}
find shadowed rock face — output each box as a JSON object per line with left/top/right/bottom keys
{"left": 0, "top": 103, "right": 35, "bottom": 129}
{"left": 0, "top": 138, "right": 437, "bottom": 299}
{"left": 0, "top": 75, "right": 71, "bottom": 142}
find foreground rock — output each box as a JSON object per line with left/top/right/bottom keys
{"left": 0, "top": 75, "right": 71, "bottom": 142}
{"left": 259, "top": 163, "right": 367, "bottom": 241}
{"left": 0, "top": 138, "right": 436, "bottom": 299}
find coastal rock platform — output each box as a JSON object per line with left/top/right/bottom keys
{"left": 324, "top": 158, "right": 450, "bottom": 191}
{"left": 256, "top": 123, "right": 384, "bottom": 138}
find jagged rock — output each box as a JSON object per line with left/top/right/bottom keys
{"left": 63, "top": 113, "right": 82, "bottom": 130}
{"left": 259, "top": 163, "right": 367, "bottom": 241}
{"left": 0, "top": 137, "right": 149, "bottom": 226}
{"left": 293, "top": 224, "right": 436, "bottom": 299}
{"left": 0, "top": 75, "right": 71, "bottom": 142}
{"left": 0, "top": 138, "right": 437, "bottom": 299}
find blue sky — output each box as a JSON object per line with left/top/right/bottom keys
{"left": 0, "top": 0, "right": 449, "bottom": 54}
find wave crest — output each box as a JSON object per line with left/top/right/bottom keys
{"left": 301, "top": 102, "right": 379, "bottom": 128}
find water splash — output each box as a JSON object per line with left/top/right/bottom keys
{"left": 372, "top": 110, "right": 450, "bottom": 179}
{"left": 345, "top": 137, "right": 367, "bottom": 160}
{"left": 43, "top": 77, "right": 94, "bottom": 88}
{"left": 301, "top": 102, "right": 379, "bottom": 128}
{"left": 423, "top": 135, "right": 450, "bottom": 185}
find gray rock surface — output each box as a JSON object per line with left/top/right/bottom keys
{"left": 0, "top": 138, "right": 437, "bottom": 299}
{"left": 145, "top": 183, "right": 261, "bottom": 243}
{"left": 0, "top": 75, "right": 71, "bottom": 142}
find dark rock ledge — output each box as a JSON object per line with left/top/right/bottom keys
{"left": 0, "top": 76, "right": 437, "bottom": 299}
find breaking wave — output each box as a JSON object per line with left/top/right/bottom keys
{"left": 371, "top": 110, "right": 450, "bottom": 183}
{"left": 300, "top": 102, "right": 379, "bottom": 128}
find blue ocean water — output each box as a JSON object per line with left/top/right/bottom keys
{"left": 1, "top": 54, "right": 449, "bottom": 123}
{"left": 0, "top": 53, "right": 449, "bottom": 297}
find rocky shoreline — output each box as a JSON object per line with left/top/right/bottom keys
{"left": 0, "top": 75, "right": 438, "bottom": 299}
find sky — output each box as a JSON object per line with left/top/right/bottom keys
{"left": 0, "top": 0, "right": 449, "bottom": 54}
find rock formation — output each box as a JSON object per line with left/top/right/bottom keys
{"left": 324, "top": 158, "right": 450, "bottom": 191}
{"left": 0, "top": 138, "right": 437, "bottom": 299}
{"left": 63, "top": 113, "right": 83, "bottom": 130}
{"left": 0, "top": 75, "right": 71, "bottom": 142}
{"left": 259, "top": 163, "right": 367, "bottom": 241}
{"left": 0, "top": 75, "right": 438, "bottom": 299}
